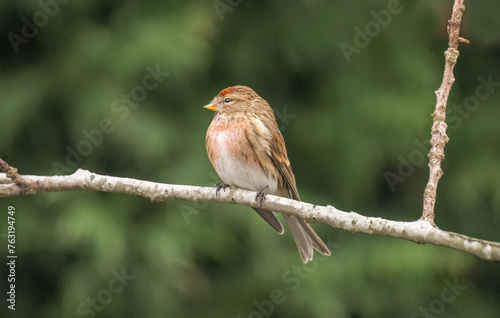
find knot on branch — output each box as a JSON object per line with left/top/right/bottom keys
{"left": 431, "top": 122, "right": 450, "bottom": 144}
{"left": 432, "top": 108, "right": 446, "bottom": 122}
{"left": 0, "top": 158, "right": 34, "bottom": 195}
{"left": 445, "top": 48, "right": 459, "bottom": 63}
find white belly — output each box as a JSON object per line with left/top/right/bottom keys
{"left": 213, "top": 131, "right": 278, "bottom": 194}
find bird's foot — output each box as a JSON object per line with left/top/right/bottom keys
{"left": 214, "top": 182, "right": 231, "bottom": 196}
{"left": 255, "top": 186, "right": 269, "bottom": 208}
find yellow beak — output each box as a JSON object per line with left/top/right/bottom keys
{"left": 203, "top": 104, "right": 217, "bottom": 111}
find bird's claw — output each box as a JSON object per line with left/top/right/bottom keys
{"left": 256, "top": 186, "right": 269, "bottom": 208}
{"left": 214, "top": 182, "right": 231, "bottom": 196}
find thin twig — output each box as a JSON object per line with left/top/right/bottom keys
{"left": 1, "top": 169, "right": 499, "bottom": 262}
{"left": 422, "top": 0, "right": 467, "bottom": 223}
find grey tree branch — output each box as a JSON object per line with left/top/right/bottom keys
{"left": 422, "top": 0, "right": 467, "bottom": 223}
{"left": 1, "top": 168, "right": 499, "bottom": 262}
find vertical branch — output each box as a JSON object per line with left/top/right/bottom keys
{"left": 422, "top": 0, "right": 468, "bottom": 224}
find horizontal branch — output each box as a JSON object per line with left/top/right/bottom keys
{"left": 1, "top": 169, "right": 499, "bottom": 262}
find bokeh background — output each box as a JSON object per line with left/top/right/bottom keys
{"left": 1, "top": 0, "right": 500, "bottom": 317}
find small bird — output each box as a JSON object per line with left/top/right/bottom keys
{"left": 204, "top": 85, "right": 330, "bottom": 263}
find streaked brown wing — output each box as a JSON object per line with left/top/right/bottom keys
{"left": 267, "top": 120, "right": 301, "bottom": 201}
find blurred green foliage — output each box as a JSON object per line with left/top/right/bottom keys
{"left": 1, "top": 0, "right": 500, "bottom": 317}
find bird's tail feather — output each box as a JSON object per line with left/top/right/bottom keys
{"left": 253, "top": 208, "right": 284, "bottom": 234}
{"left": 284, "top": 215, "right": 331, "bottom": 263}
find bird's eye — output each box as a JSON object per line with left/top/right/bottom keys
{"left": 224, "top": 97, "right": 232, "bottom": 103}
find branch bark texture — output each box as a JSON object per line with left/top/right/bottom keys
{"left": 422, "top": 0, "right": 467, "bottom": 223}
{"left": 1, "top": 169, "right": 499, "bottom": 262}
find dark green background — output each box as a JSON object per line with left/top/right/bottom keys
{"left": 1, "top": 0, "right": 499, "bottom": 317}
